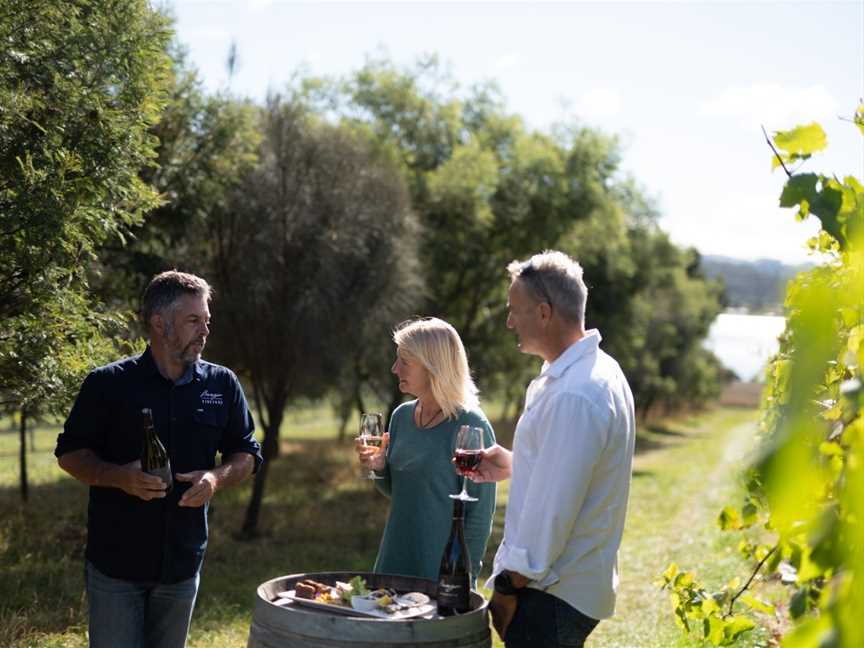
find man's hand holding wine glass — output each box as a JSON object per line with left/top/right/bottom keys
{"left": 453, "top": 443, "right": 513, "bottom": 484}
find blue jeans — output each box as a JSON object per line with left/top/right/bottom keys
{"left": 505, "top": 588, "right": 600, "bottom": 648}
{"left": 85, "top": 561, "right": 200, "bottom": 648}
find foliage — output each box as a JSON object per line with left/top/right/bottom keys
{"left": 91, "top": 43, "right": 262, "bottom": 317}
{"left": 567, "top": 184, "right": 727, "bottom": 414}
{"left": 0, "top": 0, "right": 172, "bottom": 416}
{"left": 662, "top": 106, "right": 864, "bottom": 646}
{"left": 207, "top": 94, "right": 420, "bottom": 535}
{"left": 334, "top": 57, "right": 725, "bottom": 415}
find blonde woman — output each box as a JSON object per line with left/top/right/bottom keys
{"left": 357, "top": 317, "right": 496, "bottom": 582}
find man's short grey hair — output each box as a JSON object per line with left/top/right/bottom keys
{"left": 507, "top": 250, "right": 588, "bottom": 326}
{"left": 140, "top": 270, "right": 211, "bottom": 332}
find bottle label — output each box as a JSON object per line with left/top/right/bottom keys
{"left": 437, "top": 576, "right": 469, "bottom": 609}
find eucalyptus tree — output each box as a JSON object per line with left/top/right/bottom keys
{"left": 209, "top": 96, "right": 419, "bottom": 536}
{"left": 0, "top": 0, "right": 172, "bottom": 498}
{"left": 342, "top": 59, "right": 625, "bottom": 414}
{"left": 337, "top": 57, "right": 726, "bottom": 418}
{"left": 91, "top": 43, "right": 261, "bottom": 319}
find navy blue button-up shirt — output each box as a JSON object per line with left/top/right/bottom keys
{"left": 55, "top": 347, "right": 263, "bottom": 583}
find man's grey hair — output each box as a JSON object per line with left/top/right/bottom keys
{"left": 140, "top": 270, "right": 211, "bottom": 332}
{"left": 507, "top": 250, "right": 588, "bottom": 326}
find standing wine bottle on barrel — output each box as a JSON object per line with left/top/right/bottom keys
{"left": 140, "top": 408, "right": 172, "bottom": 493}
{"left": 436, "top": 499, "right": 471, "bottom": 616}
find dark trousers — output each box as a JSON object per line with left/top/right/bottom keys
{"left": 505, "top": 588, "right": 600, "bottom": 648}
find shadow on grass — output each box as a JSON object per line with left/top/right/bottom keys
{"left": 643, "top": 424, "right": 686, "bottom": 438}
{"left": 0, "top": 437, "right": 394, "bottom": 647}
{"left": 634, "top": 421, "right": 693, "bottom": 456}
{"left": 0, "top": 408, "right": 696, "bottom": 646}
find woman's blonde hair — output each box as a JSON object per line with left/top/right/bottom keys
{"left": 393, "top": 317, "right": 479, "bottom": 420}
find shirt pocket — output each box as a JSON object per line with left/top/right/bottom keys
{"left": 192, "top": 407, "right": 229, "bottom": 458}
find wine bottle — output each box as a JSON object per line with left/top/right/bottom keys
{"left": 140, "top": 408, "right": 172, "bottom": 493}
{"left": 436, "top": 499, "right": 471, "bottom": 616}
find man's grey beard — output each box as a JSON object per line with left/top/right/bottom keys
{"left": 164, "top": 319, "right": 204, "bottom": 365}
{"left": 177, "top": 340, "right": 204, "bottom": 368}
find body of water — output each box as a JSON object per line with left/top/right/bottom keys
{"left": 704, "top": 313, "right": 786, "bottom": 382}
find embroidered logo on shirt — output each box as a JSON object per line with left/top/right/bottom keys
{"left": 200, "top": 390, "right": 224, "bottom": 406}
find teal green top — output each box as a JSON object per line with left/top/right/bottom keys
{"left": 372, "top": 401, "right": 496, "bottom": 583}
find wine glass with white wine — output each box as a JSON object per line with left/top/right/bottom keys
{"left": 358, "top": 412, "right": 385, "bottom": 480}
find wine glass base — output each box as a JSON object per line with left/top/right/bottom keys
{"left": 449, "top": 493, "right": 478, "bottom": 502}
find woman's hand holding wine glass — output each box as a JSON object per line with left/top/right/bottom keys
{"left": 355, "top": 412, "right": 388, "bottom": 479}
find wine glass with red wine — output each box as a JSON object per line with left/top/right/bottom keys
{"left": 358, "top": 412, "right": 385, "bottom": 480}
{"left": 450, "top": 425, "right": 485, "bottom": 502}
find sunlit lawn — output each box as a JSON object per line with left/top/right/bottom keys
{"left": 0, "top": 404, "right": 779, "bottom": 647}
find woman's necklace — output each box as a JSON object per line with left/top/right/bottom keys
{"left": 417, "top": 402, "right": 443, "bottom": 428}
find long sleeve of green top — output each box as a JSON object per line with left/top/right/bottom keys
{"left": 371, "top": 401, "right": 496, "bottom": 583}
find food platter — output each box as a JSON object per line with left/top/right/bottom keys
{"left": 276, "top": 590, "right": 436, "bottom": 620}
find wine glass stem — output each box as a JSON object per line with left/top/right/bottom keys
{"left": 461, "top": 475, "right": 469, "bottom": 496}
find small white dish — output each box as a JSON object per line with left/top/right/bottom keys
{"left": 351, "top": 595, "right": 379, "bottom": 612}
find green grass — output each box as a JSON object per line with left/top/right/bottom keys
{"left": 0, "top": 405, "right": 777, "bottom": 648}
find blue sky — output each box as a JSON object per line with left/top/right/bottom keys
{"left": 167, "top": 1, "right": 864, "bottom": 264}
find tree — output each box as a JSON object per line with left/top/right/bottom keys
{"left": 342, "top": 58, "right": 633, "bottom": 412}
{"left": 0, "top": 0, "right": 172, "bottom": 498}
{"left": 338, "top": 58, "right": 725, "bottom": 417}
{"left": 208, "top": 95, "right": 419, "bottom": 536}
{"left": 662, "top": 107, "right": 864, "bottom": 646}
{"left": 91, "top": 43, "right": 261, "bottom": 319}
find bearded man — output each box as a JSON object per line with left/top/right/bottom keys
{"left": 55, "top": 270, "right": 262, "bottom": 648}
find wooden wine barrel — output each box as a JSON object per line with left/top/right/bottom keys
{"left": 247, "top": 571, "right": 491, "bottom": 648}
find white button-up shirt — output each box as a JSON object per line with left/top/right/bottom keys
{"left": 486, "top": 329, "right": 635, "bottom": 619}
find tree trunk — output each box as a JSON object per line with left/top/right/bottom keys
{"left": 19, "top": 408, "right": 28, "bottom": 502}
{"left": 386, "top": 382, "right": 403, "bottom": 427}
{"left": 337, "top": 397, "right": 351, "bottom": 441}
{"left": 240, "top": 414, "right": 282, "bottom": 538}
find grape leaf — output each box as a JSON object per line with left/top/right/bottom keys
{"left": 774, "top": 123, "right": 828, "bottom": 157}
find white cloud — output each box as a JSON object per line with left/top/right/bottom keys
{"left": 573, "top": 87, "right": 624, "bottom": 122}
{"left": 661, "top": 190, "right": 823, "bottom": 264}
{"left": 493, "top": 53, "right": 521, "bottom": 72}
{"left": 182, "top": 27, "right": 231, "bottom": 41}
{"left": 702, "top": 82, "right": 837, "bottom": 131}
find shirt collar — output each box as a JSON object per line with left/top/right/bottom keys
{"left": 540, "top": 329, "right": 602, "bottom": 379}
{"left": 138, "top": 345, "right": 204, "bottom": 384}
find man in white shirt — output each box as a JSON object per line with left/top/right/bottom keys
{"left": 467, "top": 250, "right": 635, "bottom": 647}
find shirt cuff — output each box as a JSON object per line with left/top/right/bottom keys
{"left": 491, "top": 542, "right": 561, "bottom": 590}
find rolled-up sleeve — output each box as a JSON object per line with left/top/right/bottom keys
{"left": 501, "top": 393, "right": 608, "bottom": 585}
{"left": 219, "top": 372, "right": 263, "bottom": 472}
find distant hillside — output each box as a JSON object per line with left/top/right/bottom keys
{"left": 700, "top": 255, "right": 812, "bottom": 314}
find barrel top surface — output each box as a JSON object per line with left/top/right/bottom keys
{"left": 249, "top": 572, "right": 491, "bottom": 647}
{"left": 256, "top": 571, "right": 488, "bottom": 624}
